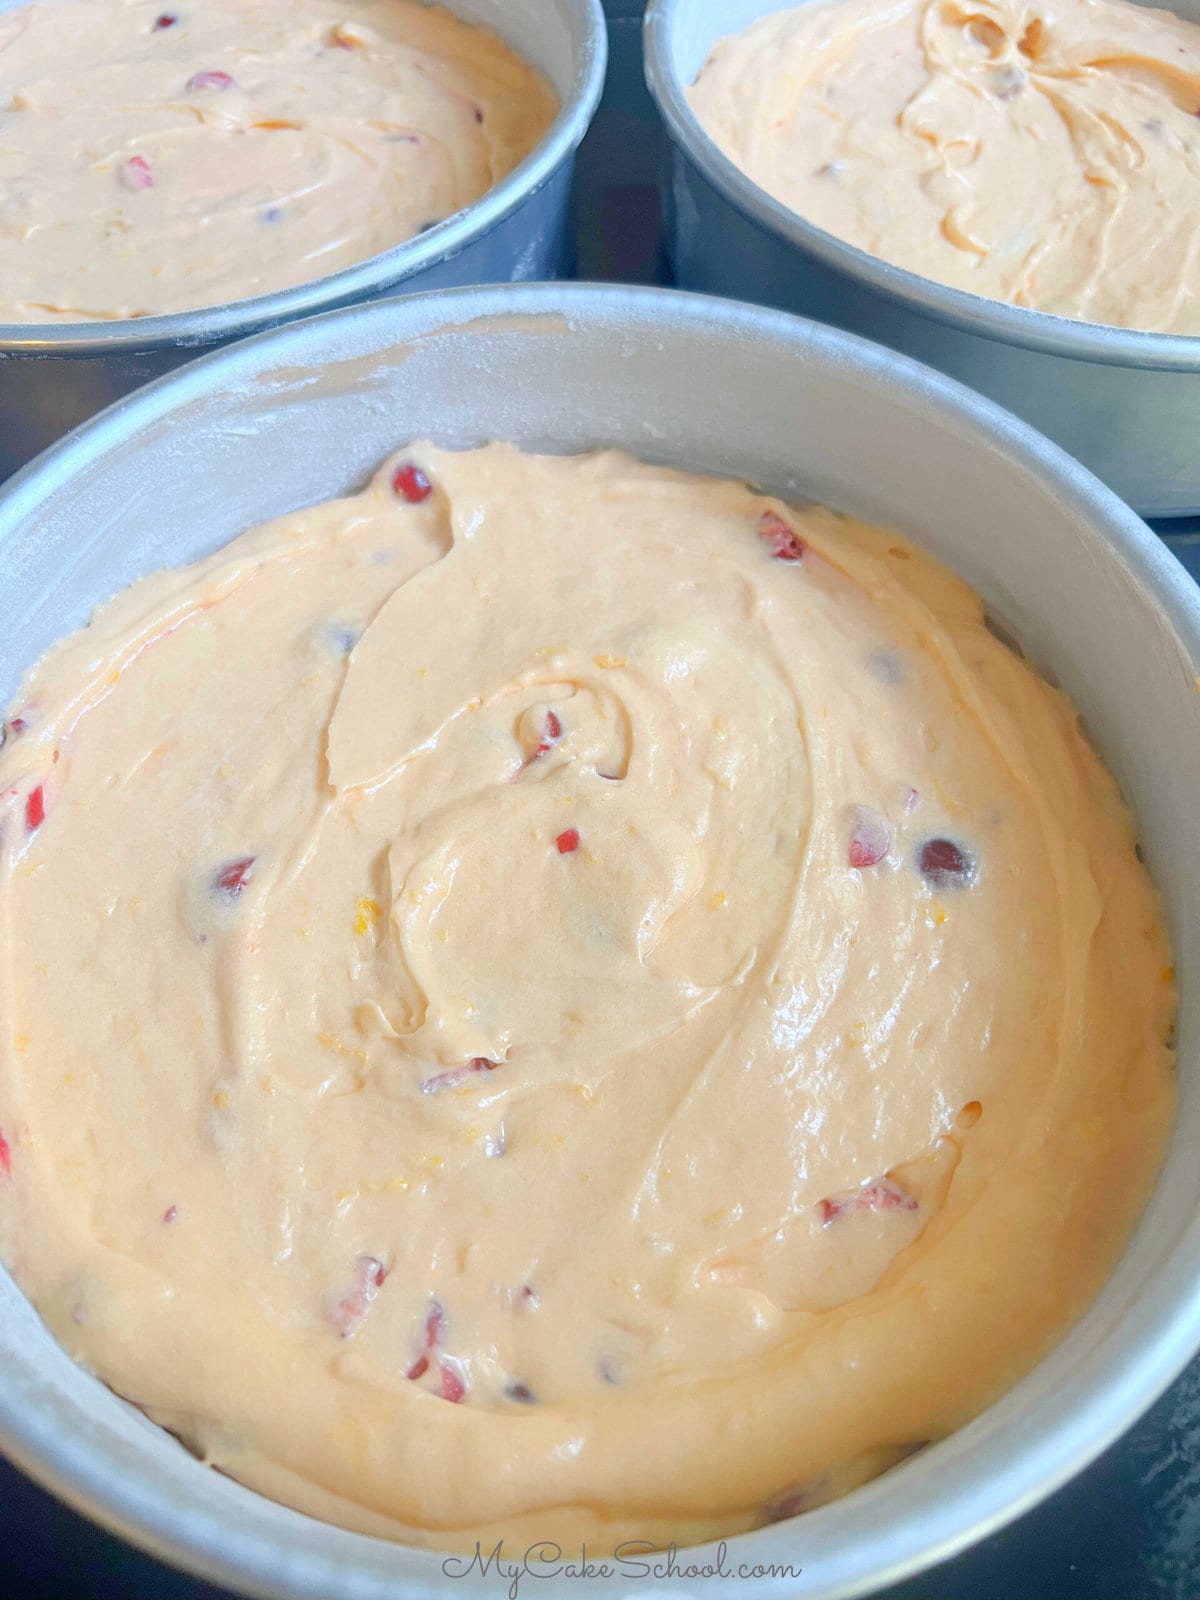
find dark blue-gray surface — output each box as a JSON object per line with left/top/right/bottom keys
{"left": 3, "top": 7, "right": 1199, "bottom": 1597}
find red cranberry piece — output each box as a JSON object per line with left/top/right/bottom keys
{"left": 917, "top": 837, "right": 976, "bottom": 888}
{"left": 848, "top": 804, "right": 890, "bottom": 869}
{"left": 8, "top": 715, "right": 27, "bottom": 735}
{"left": 420, "top": 1057, "right": 499, "bottom": 1095}
{"left": 121, "top": 156, "right": 155, "bottom": 191}
{"left": 859, "top": 1179, "right": 917, "bottom": 1212}
{"left": 24, "top": 784, "right": 45, "bottom": 834}
{"left": 817, "top": 1175, "right": 916, "bottom": 1225}
{"left": 405, "top": 1297, "right": 445, "bottom": 1378}
{"left": 555, "top": 828, "right": 580, "bottom": 855}
{"left": 424, "top": 1299, "right": 444, "bottom": 1347}
{"left": 438, "top": 1362, "right": 467, "bottom": 1403}
{"left": 527, "top": 709, "right": 563, "bottom": 765}
{"left": 331, "top": 1254, "right": 387, "bottom": 1339}
{"left": 214, "top": 856, "right": 255, "bottom": 896}
{"left": 163, "top": 1204, "right": 178, "bottom": 1223}
{"left": 152, "top": 11, "right": 177, "bottom": 27}
{"left": 392, "top": 462, "right": 432, "bottom": 503}
{"left": 759, "top": 512, "right": 805, "bottom": 562}
{"left": 0, "top": 1130, "right": 11, "bottom": 1177}
{"left": 188, "top": 70, "right": 235, "bottom": 91}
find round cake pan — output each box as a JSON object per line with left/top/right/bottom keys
{"left": 0, "top": 0, "right": 607, "bottom": 482}
{"left": 644, "top": 0, "right": 1200, "bottom": 519}
{"left": 2, "top": 283, "right": 1200, "bottom": 1600}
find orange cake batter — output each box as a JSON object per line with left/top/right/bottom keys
{"left": 0, "top": 444, "right": 1176, "bottom": 1548}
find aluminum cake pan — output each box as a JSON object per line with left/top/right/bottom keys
{"left": 0, "top": 283, "right": 1198, "bottom": 1600}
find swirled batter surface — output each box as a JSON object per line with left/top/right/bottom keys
{"left": 689, "top": 0, "right": 1200, "bottom": 333}
{"left": 0, "top": 445, "right": 1176, "bottom": 1548}
{"left": 0, "top": 0, "right": 556, "bottom": 322}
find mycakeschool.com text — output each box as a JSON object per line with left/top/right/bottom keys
{"left": 441, "top": 1541, "right": 803, "bottom": 1597}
